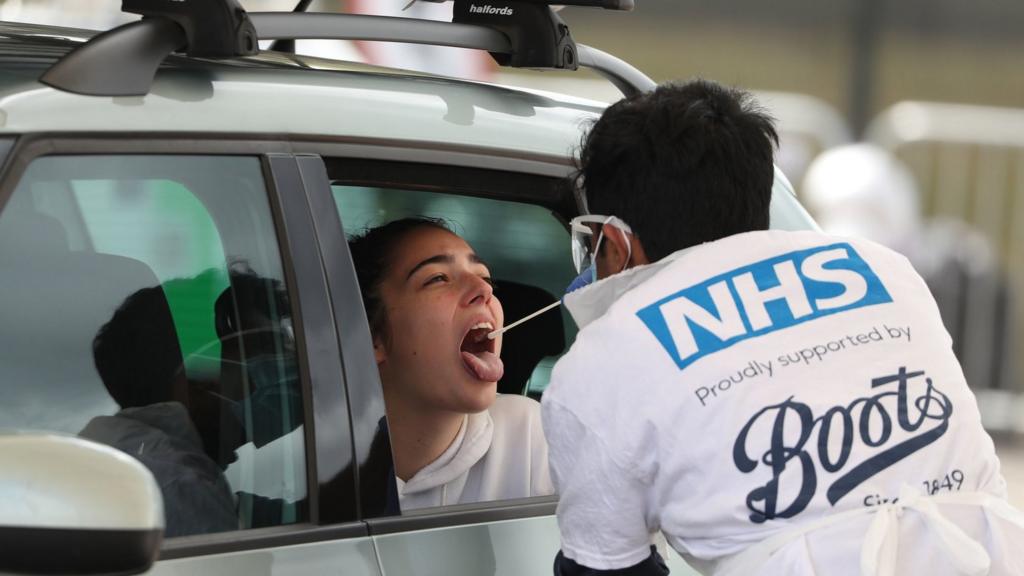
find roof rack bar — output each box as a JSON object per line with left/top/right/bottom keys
{"left": 418, "top": 0, "right": 635, "bottom": 10}
{"left": 249, "top": 13, "right": 654, "bottom": 97}
{"left": 41, "top": 2, "right": 655, "bottom": 98}
{"left": 250, "top": 13, "right": 512, "bottom": 53}
{"left": 270, "top": 0, "right": 326, "bottom": 53}
{"left": 577, "top": 44, "right": 656, "bottom": 97}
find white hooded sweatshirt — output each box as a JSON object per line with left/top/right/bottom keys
{"left": 398, "top": 394, "right": 553, "bottom": 510}
{"left": 542, "top": 230, "right": 1024, "bottom": 575}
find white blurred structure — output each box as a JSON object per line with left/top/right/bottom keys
{"left": 803, "top": 143, "right": 1015, "bottom": 405}
{"left": 0, "top": 0, "right": 133, "bottom": 29}
{"left": 802, "top": 144, "right": 922, "bottom": 254}
{"left": 0, "top": 0, "right": 493, "bottom": 80}
{"left": 755, "top": 91, "right": 852, "bottom": 191}
{"left": 861, "top": 101, "right": 1024, "bottom": 431}
{"left": 347, "top": 0, "right": 494, "bottom": 80}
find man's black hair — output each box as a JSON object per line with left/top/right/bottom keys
{"left": 577, "top": 79, "right": 779, "bottom": 262}
{"left": 348, "top": 217, "right": 452, "bottom": 342}
{"left": 93, "top": 286, "right": 183, "bottom": 409}
{"left": 214, "top": 262, "right": 292, "bottom": 356}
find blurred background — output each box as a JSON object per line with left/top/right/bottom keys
{"left": 4, "top": 0, "right": 1023, "bottom": 498}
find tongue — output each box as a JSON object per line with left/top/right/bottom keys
{"left": 461, "top": 350, "right": 504, "bottom": 382}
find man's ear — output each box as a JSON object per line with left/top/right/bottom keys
{"left": 600, "top": 223, "right": 632, "bottom": 271}
{"left": 628, "top": 234, "right": 651, "bottom": 266}
{"left": 600, "top": 224, "right": 651, "bottom": 270}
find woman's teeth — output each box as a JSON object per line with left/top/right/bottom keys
{"left": 461, "top": 322, "right": 504, "bottom": 382}
{"left": 470, "top": 322, "right": 494, "bottom": 341}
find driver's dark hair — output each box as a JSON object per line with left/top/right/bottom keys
{"left": 577, "top": 79, "right": 778, "bottom": 262}
{"left": 348, "top": 217, "right": 452, "bottom": 343}
{"left": 93, "top": 286, "right": 183, "bottom": 409}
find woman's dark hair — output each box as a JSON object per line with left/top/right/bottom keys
{"left": 348, "top": 217, "right": 452, "bottom": 342}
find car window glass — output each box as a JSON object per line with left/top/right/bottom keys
{"left": 0, "top": 155, "right": 307, "bottom": 537}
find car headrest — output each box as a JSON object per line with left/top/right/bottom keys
{"left": 494, "top": 279, "right": 565, "bottom": 395}
{"left": 0, "top": 211, "right": 69, "bottom": 260}
{"left": 0, "top": 210, "right": 163, "bottom": 434}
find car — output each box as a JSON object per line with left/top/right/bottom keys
{"left": 0, "top": 0, "right": 817, "bottom": 574}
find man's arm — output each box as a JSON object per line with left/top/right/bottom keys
{"left": 543, "top": 399, "right": 665, "bottom": 574}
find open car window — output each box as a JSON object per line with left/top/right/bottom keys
{"left": 332, "top": 184, "right": 576, "bottom": 397}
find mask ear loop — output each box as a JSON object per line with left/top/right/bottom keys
{"left": 592, "top": 216, "right": 632, "bottom": 279}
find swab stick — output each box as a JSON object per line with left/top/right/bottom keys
{"left": 487, "top": 300, "right": 562, "bottom": 340}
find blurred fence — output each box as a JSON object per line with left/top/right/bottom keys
{"left": 755, "top": 91, "right": 853, "bottom": 187}
{"left": 866, "top": 102, "right": 1024, "bottom": 431}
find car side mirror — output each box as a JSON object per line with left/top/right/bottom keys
{"left": 0, "top": 434, "right": 164, "bottom": 575}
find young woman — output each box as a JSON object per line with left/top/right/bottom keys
{"left": 349, "top": 217, "right": 553, "bottom": 510}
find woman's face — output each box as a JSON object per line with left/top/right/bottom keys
{"left": 374, "top": 226, "right": 504, "bottom": 415}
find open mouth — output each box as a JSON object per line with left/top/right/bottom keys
{"left": 459, "top": 321, "right": 504, "bottom": 382}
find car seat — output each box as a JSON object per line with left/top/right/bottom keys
{"left": 0, "top": 207, "right": 162, "bottom": 433}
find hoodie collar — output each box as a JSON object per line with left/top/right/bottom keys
{"left": 400, "top": 410, "right": 494, "bottom": 495}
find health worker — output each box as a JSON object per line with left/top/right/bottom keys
{"left": 543, "top": 79, "right": 1024, "bottom": 576}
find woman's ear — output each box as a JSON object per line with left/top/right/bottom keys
{"left": 373, "top": 335, "right": 387, "bottom": 365}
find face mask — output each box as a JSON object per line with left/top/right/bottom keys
{"left": 564, "top": 264, "right": 596, "bottom": 297}
{"left": 200, "top": 354, "right": 302, "bottom": 449}
{"left": 561, "top": 221, "right": 634, "bottom": 324}
{"left": 231, "top": 354, "right": 302, "bottom": 448}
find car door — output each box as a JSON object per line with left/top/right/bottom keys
{"left": 0, "top": 137, "right": 379, "bottom": 575}
{"left": 293, "top": 150, "right": 572, "bottom": 575}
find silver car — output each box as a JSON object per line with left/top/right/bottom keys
{"left": 0, "top": 0, "right": 816, "bottom": 574}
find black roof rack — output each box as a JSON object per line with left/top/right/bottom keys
{"left": 40, "top": 0, "right": 654, "bottom": 98}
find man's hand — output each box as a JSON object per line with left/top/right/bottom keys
{"left": 554, "top": 545, "right": 670, "bottom": 576}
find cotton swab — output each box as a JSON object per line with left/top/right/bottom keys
{"left": 486, "top": 300, "right": 562, "bottom": 340}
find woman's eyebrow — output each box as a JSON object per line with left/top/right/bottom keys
{"left": 405, "top": 252, "right": 489, "bottom": 281}
{"left": 405, "top": 254, "right": 454, "bottom": 281}
{"left": 469, "top": 253, "right": 490, "bottom": 269}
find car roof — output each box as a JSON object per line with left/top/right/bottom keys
{"left": 0, "top": 21, "right": 606, "bottom": 161}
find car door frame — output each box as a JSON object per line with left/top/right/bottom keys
{"left": 296, "top": 141, "right": 580, "bottom": 524}
{"left": 0, "top": 134, "right": 369, "bottom": 559}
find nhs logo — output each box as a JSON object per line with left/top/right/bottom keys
{"left": 636, "top": 243, "right": 892, "bottom": 370}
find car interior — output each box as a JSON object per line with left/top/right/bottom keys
{"left": 326, "top": 156, "right": 581, "bottom": 397}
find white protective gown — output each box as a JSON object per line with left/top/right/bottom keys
{"left": 397, "top": 394, "right": 553, "bottom": 510}
{"left": 542, "top": 230, "right": 1024, "bottom": 575}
